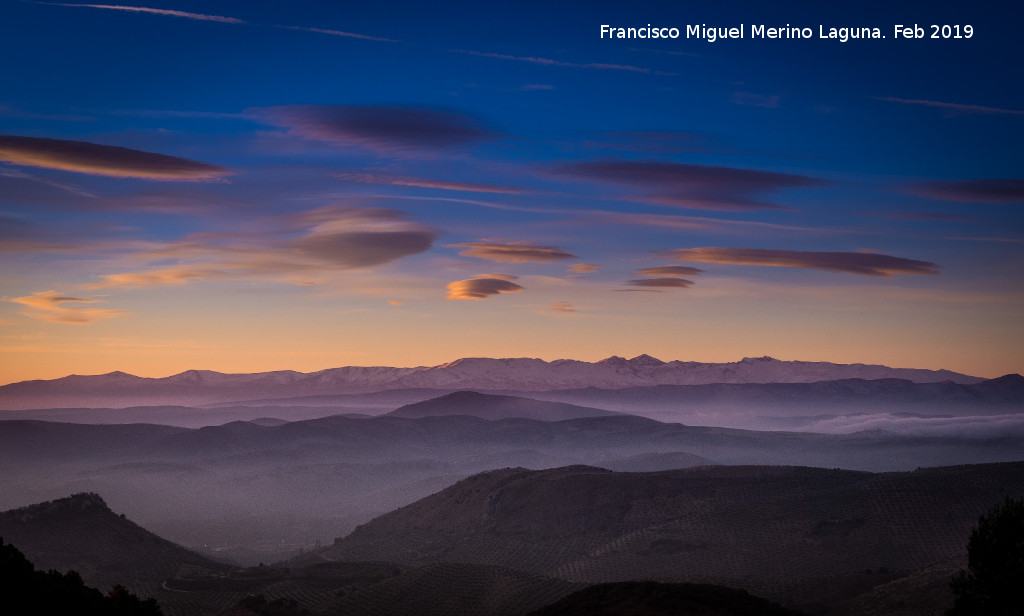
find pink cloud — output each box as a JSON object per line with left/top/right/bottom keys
{"left": 446, "top": 275, "right": 524, "bottom": 300}
{"left": 9, "top": 290, "right": 127, "bottom": 324}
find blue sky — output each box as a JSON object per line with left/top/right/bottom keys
{"left": 0, "top": 0, "right": 1021, "bottom": 381}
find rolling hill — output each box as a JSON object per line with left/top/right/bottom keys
{"left": 324, "top": 462, "right": 1024, "bottom": 601}
{"left": 0, "top": 493, "right": 229, "bottom": 593}
{"left": 385, "top": 391, "right": 622, "bottom": 421}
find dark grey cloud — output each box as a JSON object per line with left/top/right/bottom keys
{"left": 635, "top": 265, "right": 704, "bottom": 277}
{"left": 452, "top": 49, "right": 653, "bottom": 73}
{"left": 873, "top": 97, "right": 1024, "bottom": 116}
{"left": 909, "top": 179, "right": 1024, "bottom": 205}
{"left": 90, "top": 207, "right": 436, "bottom": 288}
{"left": 297, "top": 230, "right": 434, "bottom": 268}
{"left": 882, "top": 211, "right": 978, "bottom": 223}
{"left": 625, "top": 277, "right": 695, "bottom": 288}
{"left": 662, "top": 247, "right": 940, "bottom": 278}
{"left": 550, "top": 159, "right": 823, "bottom": 211}
{"left": 0, "top": 135, "right": 230, "bottom": 180}
{"left": 252, "top": 105, "right": 496, "bottom": 153}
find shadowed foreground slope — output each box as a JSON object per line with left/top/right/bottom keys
{"left": 325, "top": 462, "right": 1024, "bottom": 596}
{"left": 0, "top": 493, "right": 229, "bottom": 593}
{"left": 526, "top": 581, "right": 804, "bottom": 616}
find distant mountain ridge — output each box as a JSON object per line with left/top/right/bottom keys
{"left": 385, "top": 391, "right": 622, "bottom": 421}
{"left": 0, "top": 355, "right": 985, "bottom": 409}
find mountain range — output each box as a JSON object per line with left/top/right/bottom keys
{"left": 1, "top": 355, "right": 1020, "bottom": 615}
{"left": 0, "top": 355, "right": 983, "bottom": 409}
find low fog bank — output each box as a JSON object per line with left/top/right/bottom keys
{"left": 633, "top": 407, "right": 1024, "bottom": 436}
{"left": 0, "top": 404, "right": 386, "bottom": 427}
{"left": 2, "top": 404, "right": 1023, "bottom": 564}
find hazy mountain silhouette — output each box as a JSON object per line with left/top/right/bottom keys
{"left": 385, "top": 391, "right": 622, "bottom": 421}
{"left": 0, "top": 355, "right": 983, "bottom": 409}
{"left": 6, "top": 375, "right": 1019, "bottom": 437}
{"left": 0, "top": 405, "right": 374, "bottom": 428}
{"left": 3, "top": 407, "right": 1023, "bottom": 567}
{"left": 517, "top": 375, "right": 1024, "bottom": 429}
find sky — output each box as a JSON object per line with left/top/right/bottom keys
{"left": 0, "top": 0, "right": 1021, "bottom": 383}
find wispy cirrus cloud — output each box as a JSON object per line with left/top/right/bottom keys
{"left": 661, "top": 247, "right": 940, "bottom": 278}
{"left": 583, "top": 211, "right": 835, "bottom": 234}
{"left": 449, "top": 240, "right": 576, "bottom": 263}
{"left": 45, "top": 3, "right": 398, "bottom": 41}
{"left": 879, "top": 211, "right": 978, "bottom": 223}
{"left": 446, "top": 274, "right": 524, "bottom": 300}
{"left": 550, "top": 160, "right": 824, "bottom": 211}
{"left": 278, "top": 25, "right": 397, "bottom": 43}
{"left": 91, "top": 267, "right": 225, "bottom": 288}
{"left": 44, "top": 3, "right": 245, "bottom": 23}
{"left": 336, "top": 172, "right": 526, "bottom": 194}
{"left": 0, "top": 167, "right": 97, "bottom": 198}
{"left": 0, "top": 135, "right": 230, "bottom": 181}
{"left": 872, "top": 96, "right": 1024, "bottom": 116}
{"left": 8, "top": 290, "right": 127, "bottom": 324}
{"left": 908, "top": 178, "right": 1024, "bottom": 205}
{"left": 576, "top": 130, "right": 715, "bottom": 155}
{"left": 251, "top": 105, "right": 495, "bottom": 153}
{"left": 452, "top": 49, "right": 654, "bottom": 73}
{"left": 88, "top": 207, "right": 436, "bottom": 288}
{"left": 568, "top": 263, "right": 601, "bottom": 274}
{"left": 734, "top": 92, "right": 780, "bottom": 108}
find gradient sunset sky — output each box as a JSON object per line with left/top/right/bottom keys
{"left": 1, "top": 0, "right": 1021, "bottom": 383}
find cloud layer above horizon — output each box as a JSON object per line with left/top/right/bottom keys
{"left": 0, "top": 0, "right": 1020, "bottom": 382}
{"left": 0, "top": 135, "right": 230, "bottom": 180}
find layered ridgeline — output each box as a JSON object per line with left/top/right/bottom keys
{"left": 0, "top": 493, "right": 790, "bottom": 616}
{"left": 0, "top": 355, "right": 984, "bottom": 409}
{"left": 7, "top": 461, "right": 1023, "bottom": 616}
{"left": 3, "top": 390, "right": 1023, "bottom": 568}
{"left": 1, "top": 374, "right": 1021, "bottom": 430}
{"left": 384, "top": 391, "right": 623, "bottom": 421}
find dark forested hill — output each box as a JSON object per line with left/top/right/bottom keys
{"left": 325, "top": 462, "right": 1024, "bottom": 597}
